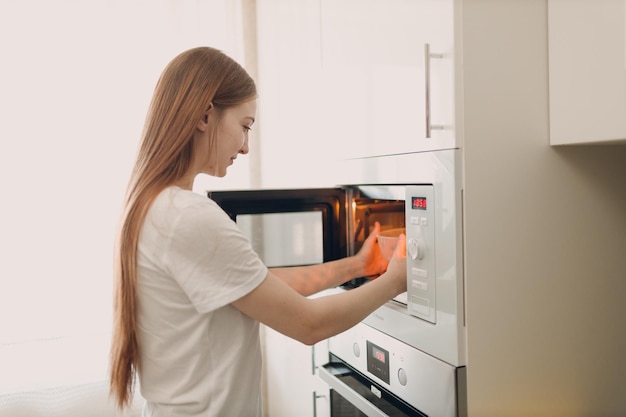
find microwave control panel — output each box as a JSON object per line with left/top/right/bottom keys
{"left": 405, "top": 185, "right": 436, "bottom": 323}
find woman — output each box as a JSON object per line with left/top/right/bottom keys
{"left": 109, "top": 46, "right": 407, "bottom": 417}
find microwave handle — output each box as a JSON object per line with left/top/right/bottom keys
{"left": 318, "top": 365, "right": 389, "bottom": 417}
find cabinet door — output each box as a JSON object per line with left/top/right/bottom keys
{"left": 256, "top": 0, "right": 341, "bottom": 188}
{"left": 320, "top": 0, "right": 455, "bottom": 158}
{"left": 548, "top": 0, "right": 626, "bottom": 145}
{"left": 262, "top": 326, "right": 330, "bottom": 417}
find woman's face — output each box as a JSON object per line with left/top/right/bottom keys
{"left": 199, "top": 98, "right": 257, "bottom": 178}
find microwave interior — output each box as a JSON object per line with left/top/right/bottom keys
{"left": 343, "top": 186, "right": 407, "bottom": 289}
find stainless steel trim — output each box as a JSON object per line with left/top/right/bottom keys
{"left": 318, "top": 365, "right": 389, "bottom": 417}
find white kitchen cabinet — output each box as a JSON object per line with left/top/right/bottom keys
{"left": 320, "top": 0, "right": 457, "bottom": 158}
{"left": 255, "top": 0, "right": 339, "bottom": 188}
{"left": 548, "top": 0, "right": 626, "bottom": 145}
{"left": 262, "top": 326, "right": 329, "bottom": 417}
{"left": 256, "top": 0, "right": 457, "bottom": 173}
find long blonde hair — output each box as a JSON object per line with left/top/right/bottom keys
{"left": 109, "top": 46, "right": 257, "bottom": 409}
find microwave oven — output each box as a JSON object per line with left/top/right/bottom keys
{"left": 208, "top": 149, "right": 466, "bottom": 416}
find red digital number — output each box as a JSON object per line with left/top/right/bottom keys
{"left": 413, "top": 197, "right": 427, "bottom": 210}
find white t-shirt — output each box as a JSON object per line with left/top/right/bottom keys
{"left": 136, "top": 186, "right": 268, "bottom": 417}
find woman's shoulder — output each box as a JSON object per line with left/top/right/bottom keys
{"left": 147, "top": 186, "right": 225, "bottom": 226}
{"left": 148, "top": 186, "right": 244, "bottom": 248}
{"left": 155, "top": 186, "right": 219, "bottom": 210}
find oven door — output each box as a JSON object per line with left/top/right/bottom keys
{"left": 319, "top": 357, "right": 426, "bottom": 417}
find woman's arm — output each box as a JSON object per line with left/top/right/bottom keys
{"left": 270, "top": 222, "right": 389, "bottom": 296}
{"left": 231, "top": 234, "right": 406, "bottom": 345}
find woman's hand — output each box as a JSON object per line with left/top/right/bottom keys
{"left": 384, "top": 233, "right": 407, "bottom": 295}
{"left": 355, "top": 222, "right": 392, "bottom": 279}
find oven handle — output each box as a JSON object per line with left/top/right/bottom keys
{"left": 318, "top": 365, "right": 389, "bottom": 417}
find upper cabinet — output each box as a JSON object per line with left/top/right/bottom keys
{"left": 256, "top": 0, "right": 457, "bottom": 169}
{"left": 254, "top": 0, "right": 330, "bottom": 188}
{"left": 548, "top": 0, "right": 626, "bottom": 145}
{"left": 319, "top": 0, "right": 457, "bottom": 158}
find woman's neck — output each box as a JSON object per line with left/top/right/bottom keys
{"left": 173, "top": 176, "right": 194, "bottom": 191}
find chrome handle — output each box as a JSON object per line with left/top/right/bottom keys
{"left": 424, "top": 43, "right": 444, "bottom": 138}
{"left": 312, "top": 391, "right": 327, "bottom": 417}
{"left": 311, "top": 344, "right": 316, "bottom": 375}
{"left": 318, "top": 365, "right": 389, "bottom": 417}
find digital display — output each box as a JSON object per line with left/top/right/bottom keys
{"left": 366, "top": 341, "right": 390, "bottom": 384}
{"left": 412, "top": 196, "right": 427, "bottom": 210}
{"left": 373, "top": 347, "right": 386, "bottom": 364}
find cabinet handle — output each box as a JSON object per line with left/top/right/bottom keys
{"left": 424, "top": 43, "right": 444, "bottom": 138}
{"left": 311, "top": 344, "right": 316, "bottom": 375}
{"left": 312, "top": 391, "right": 327, "bottom": 417}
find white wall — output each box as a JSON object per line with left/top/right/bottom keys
{"left": 462, "top": 1, "right": 626, "bottom": 415}
{"left": 0, "top": 0, "right": 247, "bottom": 401}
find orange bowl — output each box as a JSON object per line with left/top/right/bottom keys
{"left": 377, "top": 228, "right": 405, "bottom": 260}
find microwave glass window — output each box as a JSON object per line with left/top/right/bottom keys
{"left": 236, "top": 211, "right": 323, "bottom": 267}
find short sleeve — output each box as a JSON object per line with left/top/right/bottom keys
{"left": 162, "top": 197, "right": 268, "bottom": 313}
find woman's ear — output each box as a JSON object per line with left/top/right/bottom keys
{"left": 196, "top": 103, "right": 213, "bottom": 132}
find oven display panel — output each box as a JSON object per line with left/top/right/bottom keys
{"left": 366, "top": 341, "right": 390, "bottom": 384}
{"left": 411, "top": 196, "right": 427, "bottom": 210}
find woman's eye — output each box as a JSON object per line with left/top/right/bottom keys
{"left": 244, "top": 126, "right": 252, "bottom": 132}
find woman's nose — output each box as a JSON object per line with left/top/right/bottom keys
{"left": 239, "top": 136, "right": 249, "bottom": 154}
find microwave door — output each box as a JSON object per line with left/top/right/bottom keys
{"left": 207, "top": 188, "right": 348, "bottom": 268}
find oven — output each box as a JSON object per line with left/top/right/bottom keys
{"left": 319, "top": 322, "right": 466, "bottom": 417}
{"left": 208, "top": 149, "right": 466, "bottom": 417}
